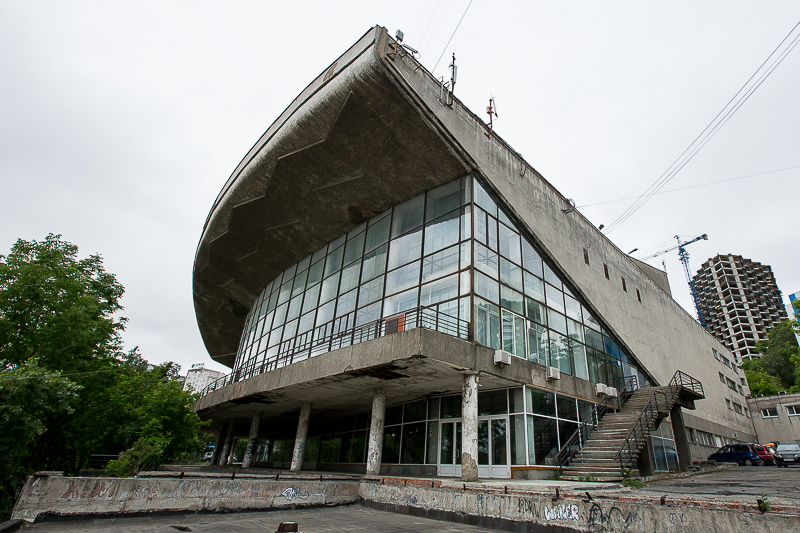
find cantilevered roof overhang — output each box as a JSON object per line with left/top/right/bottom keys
{"left": 194, "top": 26, "right": 474, "bottom": 367}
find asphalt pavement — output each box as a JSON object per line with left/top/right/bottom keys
{"left": 644, "top": 463, "right": 800, "bottom": 500}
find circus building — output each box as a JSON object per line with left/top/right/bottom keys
{"left": 192, "top": 26, "right": 753, "bottom": 481}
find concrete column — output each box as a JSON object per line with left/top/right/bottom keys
{"left": 241, "top": 413, "right": 262, "bottom": 469}
{"left": 290, "top": 402, "right": 312, "bottom": 471}
{"left": 366, "top": 388, "right": 386, "bottom": 475}
{"left": 218, "top": 421, "right": 235, "bottom": 467}
{"left": 461, "top": 372, "right": 479, "bottom": 482}
{"left": 670, "top": 406, "right": 693, "bottom": 469}
{"left": 636, "top": 437, "right": 655, "bottom": 478}
{"left": 210, "top": 423, "right": 227, "bottom": 465}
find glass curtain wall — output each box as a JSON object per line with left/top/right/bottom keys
{"left": 233, "top": 172, "right": 648, "bottom": 390}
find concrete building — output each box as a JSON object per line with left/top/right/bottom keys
{"left": 191, "top": 26, "right": 754, "bottom": 480}
{"left": 747, "top": 392, "right": 800, "bottom": 446}
{"left": 693, "top": 254, "right": 788, "bottom": 361}
{"left": 183, "top": 364, "right": 225, "bottom": 394}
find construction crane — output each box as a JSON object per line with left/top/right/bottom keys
{"left": 639, "top": 234, "right": 709, "bottom": 327}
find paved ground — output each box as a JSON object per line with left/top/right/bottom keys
{"left": 644, "top": 464, "right": 800, "bottom": 500}
{"left": 24, "top": 505, "right": 498, "bottom": 532}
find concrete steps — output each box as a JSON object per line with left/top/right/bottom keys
{"left": 560, "top": 386, "right": 677, "bottom": 481}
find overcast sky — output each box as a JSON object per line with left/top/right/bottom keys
{"left": 1, "top": 1, "right": 798, "bottom": 374}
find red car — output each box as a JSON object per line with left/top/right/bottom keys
{"left": 754, "top": 444, "right": 775, "bottom": 466}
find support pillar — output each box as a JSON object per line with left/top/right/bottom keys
{"left": 670, "top": 406, "right": 693, "bottom": 469}
{"left": 366, "top": 388, "right": 386, "bottom": 475}
{"left": 218, "top": 421, "right": 235, "bottom": 467}
{"left": 461, "top": 372, "right": 479, "bottom": 482}
{"left": 636, "top": 436, "right": 655, "bottom": 478}
{"left": 241, "top": 413, "right": 262, "bottom": 469}
{"left": 290, "top": 402, "right": 312, "bottom": 471}
{"left": 210, "top": 423, "right": 227, "bottom": 465}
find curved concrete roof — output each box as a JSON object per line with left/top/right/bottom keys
{"left": 194, "top": 27, "right": 472, "bottom": 367}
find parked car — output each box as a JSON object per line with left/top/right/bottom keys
{"left": 708, "top": 443, "right": 764, "bottom": 466}
{"left": 754, "top": 444, "right": 775, "bottom": 465}
{"left": 203, "top": 451, "right": 214, "bottom": 461}
{"left": 774, "top": 444, "right": 800, "bottom": 467}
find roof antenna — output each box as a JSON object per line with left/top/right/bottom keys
{"left": 438, "top": 54, "right": 457, "bottom": 107}
{"left": 389, "top": 29, "right": 419, "bottom": 60}
{"left": 485, "top": 95, "right": 498, "bottom": 137}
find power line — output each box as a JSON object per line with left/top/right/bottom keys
{"left": 432, "top": 0, "right": 475, "bottom": 75}
{"left": 601, "top": 20, "right": 800, "bottom": 236}
{"left": 577, "top": 164, "right": 800, "bottom": 208}
{"left": 421, "top": 0, "right": 452, "bottom": 58}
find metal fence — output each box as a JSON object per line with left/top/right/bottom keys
{"left": 199, "top": 305, "right": 469, "bottom": 397}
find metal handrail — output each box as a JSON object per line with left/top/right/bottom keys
{"left": 614, "top": 370, "right": 703, "bottom": 473}
{"left": 199, "top": 305, "right": 470, "bottom": 397}
{"left": 554, "top": 375, "right": 639, "bottom": 468}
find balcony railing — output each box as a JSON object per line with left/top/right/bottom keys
{"left": 199, "top": 305, "right": 470, "bottom": 397}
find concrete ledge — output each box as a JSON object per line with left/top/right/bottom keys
{"left": 11, "top": 474, "right": 359, "bottom": 523}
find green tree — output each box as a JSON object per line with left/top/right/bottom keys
{"left": 755, "top": 320, "right": 800, "bottom": 391}
{"left": 741, "top": 357, "right": 783, "bottom": 396}
{"left": 0, "top": 359, "right": 80, "bottom": 518}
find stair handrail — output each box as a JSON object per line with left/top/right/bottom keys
{"left": 554, "top": 375, "right": 639, "bottom": 469}
{"left": 614, "top": 370, "right": 703, "bottom": 474}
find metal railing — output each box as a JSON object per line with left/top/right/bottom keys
{"left": 614, "top": 370, "right": 703, "bottom": 472}
{"left": 554, "top": 375, "right": 639, "bottom": 468}
{"left": 199, "top": 305, "right": 470, "bottom": 397}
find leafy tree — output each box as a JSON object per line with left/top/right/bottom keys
{"left": 0, "top": 359, "right": 80, "bottom": 518}
{"left": 755, "top": 320, "right": 800, "bottom": 391}
{"left": 741, "top": 357, "right": 783, "bottom": 396}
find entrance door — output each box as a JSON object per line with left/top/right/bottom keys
{"left": 437, "top": 420, "right": 461, "bottom": 477}
{"left": 478, "top": 416, "right": 510, "bottom": 478}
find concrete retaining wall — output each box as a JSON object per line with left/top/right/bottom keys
{"left": 361, "top": 478, "right": 800, "bottom": 533}
{"left": 12, "top": 473, "right": 359, "bottom": 522}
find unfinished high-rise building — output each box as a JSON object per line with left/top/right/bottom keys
{"left": 693, "top": 254, "right": 788, "bottom": 360}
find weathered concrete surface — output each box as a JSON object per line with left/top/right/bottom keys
{"left": 361, "top": 477, "right": 800, "bottom": 532}
{"left": 461, "top": 373, "right": 478, "bottom": 482}
{"left": 366, "top": 388, "right": 386, "bottom": 476}
{"left": 241, "top": 413, "right": 261, "bottom": 469}
{"left": 11, "top": 473, "right": 359, "bottom": 523}
{"left": 290, "top": 402, "right": 311, "bottom": 471}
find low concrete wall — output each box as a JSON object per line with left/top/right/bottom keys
{"left": 361, "top": 478, "right": 800, "bottom": 532}
{"left": 12, "top": 473, "right": 359, "bottom": 522}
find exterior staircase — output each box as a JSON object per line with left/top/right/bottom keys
{"left": 559, "top": 372, "right": 704, "bottom": 482}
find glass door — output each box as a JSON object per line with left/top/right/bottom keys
{"left": 437, "top": 420, "right": 462, "bottom": 477}
{"left": 478, "top": 416, "right": 510, "bottom": 478}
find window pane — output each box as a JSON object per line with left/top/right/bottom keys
{"left": 278, "top": 280, "right": 292, "bottom": 305}
{"left": 474, "top": 178, "right": 497, "bottom": 216}
{"left": 479, "top": 389, "right": 508, "bottom": 415}
{"left": 487, "top": 216, "right": 498, "bottom": 251}
{"left": 308, "top": 259, "right": 324, "bottom": 286}
{"left": 567, "top": 319, "right": 584, "bottom": 343}
{"left": 324, "top": 245, "right": 344, "bottom": 277}
{"left": 391, "top": 195, "right": 424, "bottom": 238}
{"left": 302, "top": 283, "right": 320, "bottom": 315}
{"left": 426, "top": 180, "right": 461, "bottom": 221}
{"left": 525, "top": 297, "right": 545, "bottom": 325}
{"left": 365, "top": 215, "right": 391, "bottom": 252}
{"left": 422, "top": 244, "right": 459, "bottom": 283}
{"left": 543, "top": 263, "right": 562, "bottom": 289}
{"left": 548, "top": 309, "right": 567, "bottom": 335}
{"left": 336, "top": 289, "right": 357, "bottom": 317}
{"left": 510, "top": 414, "right": 526, "bottom": 465}
{"left": 320, "top": 272, "right": 340, "bottom": 304}
{"left": 400, "top": 422, "right": 426, "bottom": 464}
{"left": 565, "top": 294, "right": 582, "bottom": 321}
{"left": 344, "top": 232, "right": 366, "bottom": 266}
{"left": 501, "top": 286, "right": 524, "bottom": 315}
{"left": 424, "top": 211, "right": 460, "bottom": 255}
{"left": 527, "top": 388, "right": 556, "bottom": 417}
{"left": 474, "top": 298, "right": 500, "bottom": 349}
{"left": 524, "top": 271, "right": 545, "bottom": 302}
{"left": 550, "top": 332, "right": 571, "bottom": 374}
{"left": 362, "top": 244, "right": 387, "bottom": 281}
{"left": 386, "top": 260, "right": 420, "bottom": 295}
{"left": 316, "top": 300, "right": 335, "bottom": 326}
{"left": 312, "top": 246, "right": 328, "bottom": 264}
{"left": 287, "top": 295, "right": 302, "bottom": 322}
{"left": 521, "top": 239, "right": 543, "bottom": 277}
{"left": 292, "top": 270, "right": 308, "bottom": 297}
{"left": 474, "top": 271, "right": 500, "bottom": 304}
{"left": 358, "top": 276, "right": 384, "bottom": 307}
{"left": 474, "top": 207, "right": 488, "bottom": 245}
{"left": 498, "top": 223, "right": 522, "bottom": 264}
{"left": 461, "top": 206, "right": 471, "bottom": 241}
{"left": 546, "top": 284, "right": 564, "bottom": 313}
{"left": 420, "top": 273, "right": 458, "bottom": 307}
{"left": 339, "top": 260, "right": 361, "bottom": 294}
{"left": 383, "top": 287, "right": 418, "bottom": 316}
{"left": 528, "top": 323, "right": 549, "bottom": 366}
{"left": 500, "top": 257, "right": 523, "bottom": 292}
{"left": 356, "top": 301, "right": 382, "bottom": 326}
{"left": 387, "top": 228, "right": 422, "bottom": 269}
{"left": 570, "top": 340, "right": 589, "bottom": 381}
{"left": 557, "top": 395, "right": 578, "bottom": 421}
{"left": 474, "top": 242, "right": 499, "bottom": 278}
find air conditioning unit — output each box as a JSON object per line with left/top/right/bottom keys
{"left": 595, "top": 383, "right": 607, "bottom": 396}
{"left": 494, "top": 349, "right": 512, "bottom": 366}
{"left": 546, "top": 366, "right": 560, "bottom": 380}
{"left": 605, "top": 387, "right": 619, "bottom": 398}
